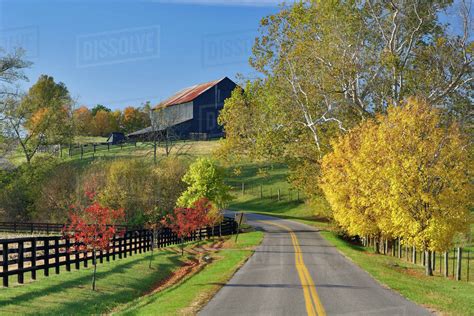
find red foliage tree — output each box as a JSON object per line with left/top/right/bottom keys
{"left": 63, "top": 192, "right": 125, "bottom": 290}
{"left": 162, "top": 198, "right": 212, "bottom": 255}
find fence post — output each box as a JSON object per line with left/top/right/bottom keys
{"left": 452, "top": 249, "right": 455, "bottom": 277}
{"left": 31, "top": 239, "right": 37, "bottom": 280}
{"left": 80, "top": 145, "right": 84, "bottom": 159}
{"left": 297, "top": 190, "right": 300, "bottom": 202}
{"left": 260, "top": 185, "right": 263, "bottom": 198}
{"left": 456, "top": 247, "right": 462, "bottom": 281}
{"left": 139, "top": 232, "right": 143, "bottom": 254}
{"left": 69, "top": 144, "right": 72, "bottom": 157}
{"left": 445, "top": 251, "right": 451, "bottom": 276}
{"left": 467, "top": 250, "right": 470, "bottom": 282}
{"left": 75, "top": 249, "right": 80, "bottom": 270}
{"left": 18, "top": 241, "right": 24, "bottom": 284}
{"left": 118, "top": 238, "right": 123, "bottom": 259}
{"left": 54, "top": 239, "right": 60, "bottom": 274}
{"left": 112, "top": 236, "right": 116, "bottom": 260}
{"left": 44, "top": 240, "right": 50, "bottom": 276}
{"left": 278, "top": 189, "right": 281, "bottom": 201}
{"left": 2, "top": 242, "right": 8, "bottom": 287}
{"left": 107, "top": 143, "right": 110, "bottom": 151}
{"left": 65, "top": 238, "right": 71, "bottom": 272}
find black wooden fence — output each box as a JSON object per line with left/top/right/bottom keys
{"left": 0, "top": 218, "right": 238, "bottom": 287}
{"left": 0, "top": 222, "right": 135, "bottom": 235}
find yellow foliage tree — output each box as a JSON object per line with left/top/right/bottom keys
{"left": 320, "top": 98, "right": 472, "bottom": 275}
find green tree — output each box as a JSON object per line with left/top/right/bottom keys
{"left": 0, "top": 49, "right": 31, "bottom": 159}
{"left": 91, "top": 104, "right": 111, "bottom": 116}
{"left": 3, "top": 75, "right": 73, "bottom": 163}
{"left": 177, "top": 158, "right": 232, "bottom": 210}
{"left": 220, "top": 0, "right": 473, "bottom": 208}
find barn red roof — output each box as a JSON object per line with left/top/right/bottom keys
{"left": 157, "top": 78, "right": 226, "bottom": 109}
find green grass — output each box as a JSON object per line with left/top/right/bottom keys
{"left": 225, "top": 162, "right": 330, "bottom": 228}
{"left": 6, "top": 139, "right": 220, "bottom": 167}
{"left": 117, "top": 231, "right": 264, "bottom": 315}
{"left": 321, "top": 231, "right": 474, "bottom": 315}
{"left": 74, "top": 136, "right": 108, "bottom": 144}
{"left": 0, "top": 248, "right": 192, "bottom": 315}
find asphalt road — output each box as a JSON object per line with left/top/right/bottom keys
{"left": 199, "top": 213, "right": 431, "bottom": 316}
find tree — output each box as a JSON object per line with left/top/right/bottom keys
{"left": 177, "top": 158, "right": 232, "bottom": 210}
{"left": 91, "top": 104, "right": 111, "bottom": 116}
{"left": 220, "top": 0, "right": 473, "bottom": 207}
{"left": 73, "top": 106, "right": 93, "bottom": 136}
{"left": 320, "top": 99, "right": 472, "bottom": 275}
{"left": 0, "top": 49, "right": 31, "bottom": 160}
{"left": 2, "top": 75, "right": 73, "bottom": 163}
{"left": 63, "top": 193, "right": 125, "bottom": 290}
{"left": 92, "top": 109, "right": 113, "bottom": 136}
{"left": 99, "top": 159, "right": 155, "bottom": 226}
{"left": 123, "top": 106, "right": 145, "bottom": 133}
{"left": 162, "top": 198, "right": 212, "bottom": 255}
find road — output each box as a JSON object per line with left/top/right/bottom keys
{"left": 199, "top": 213, "right": 431, "bottom": 316}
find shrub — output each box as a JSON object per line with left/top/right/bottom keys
{"left": 177, "top": 157, "right": 232, "bottom": 210}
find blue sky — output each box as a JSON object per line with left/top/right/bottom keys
{"left": 0, "top": 0, "right": 282, "bottom": 109}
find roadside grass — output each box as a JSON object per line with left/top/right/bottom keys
{"left": 0, "top": 248, "right": 188, "bottom": 315}
{"left": 321, "top": 231, "right": 474, "bottom": 315}
{"left": 116, "top": 231, "right": 264, "bottom": 315}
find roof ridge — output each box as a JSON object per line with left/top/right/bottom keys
{"left": 156, "top": 77, "right": 229, "bottom": 109}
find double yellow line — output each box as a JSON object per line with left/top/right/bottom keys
{"left": 259, "top": 221, "right": 326, "bottom": 316}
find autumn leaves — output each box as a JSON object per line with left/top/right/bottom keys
{"left": 319, "top": 99, "right": 471, "bottom": 275}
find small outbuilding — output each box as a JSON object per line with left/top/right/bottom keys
{"left": 107, "top": 132, "right": 126, "bottom": 145}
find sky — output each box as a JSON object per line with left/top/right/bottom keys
{"left": 0, "top": 0, "right": 283, "bottom": 110}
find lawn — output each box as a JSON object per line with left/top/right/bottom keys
{"left": 0, "top": 231, "right": 262, "bottom": 315}
{"left": 225, "top": 162, "right": 330, "bottom": 228}
{"left": 321, "top": 231, "right": 474, "bottom": 315}
{"left": 0, "top": 247, "right": 188, "bottom": 315}
{"left": 116, "top": 231, "right": 264, "bottom": 315}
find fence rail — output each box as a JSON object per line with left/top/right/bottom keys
{"left": 0, "top": 218, "right": 238, "bottom": 287}
{"left": 0, "top": 222, "right": 138, "bottom": 235}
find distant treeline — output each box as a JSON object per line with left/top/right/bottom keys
{"left": 73, "top": 103, "right": 152, "bottom": 137}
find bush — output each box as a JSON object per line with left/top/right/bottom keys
{"left": 0, "top": 156, "right": 59, "bottom": 221}
{"left": 177, "top": 157, "right": 232, "bottom": 210}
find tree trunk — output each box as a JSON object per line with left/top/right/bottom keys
{"left": 374, "top": 237, "right": 380, "bottom": 254}
{"left": 92, "top": 251, "right": 97, "bottom": 291}
{"left": 425, "top": 250, "right": 433, "bottom": 276}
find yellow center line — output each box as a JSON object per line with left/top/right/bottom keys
{"left": 258, "top": 220, "right": 326, "bottom": 316}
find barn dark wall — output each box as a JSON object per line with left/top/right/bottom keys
{"left": 191, "top": 77, "right": 237, "bottom": 137}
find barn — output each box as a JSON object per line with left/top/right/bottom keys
{"left": 128, "top": 77, "right": 237, "bottom": 140}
